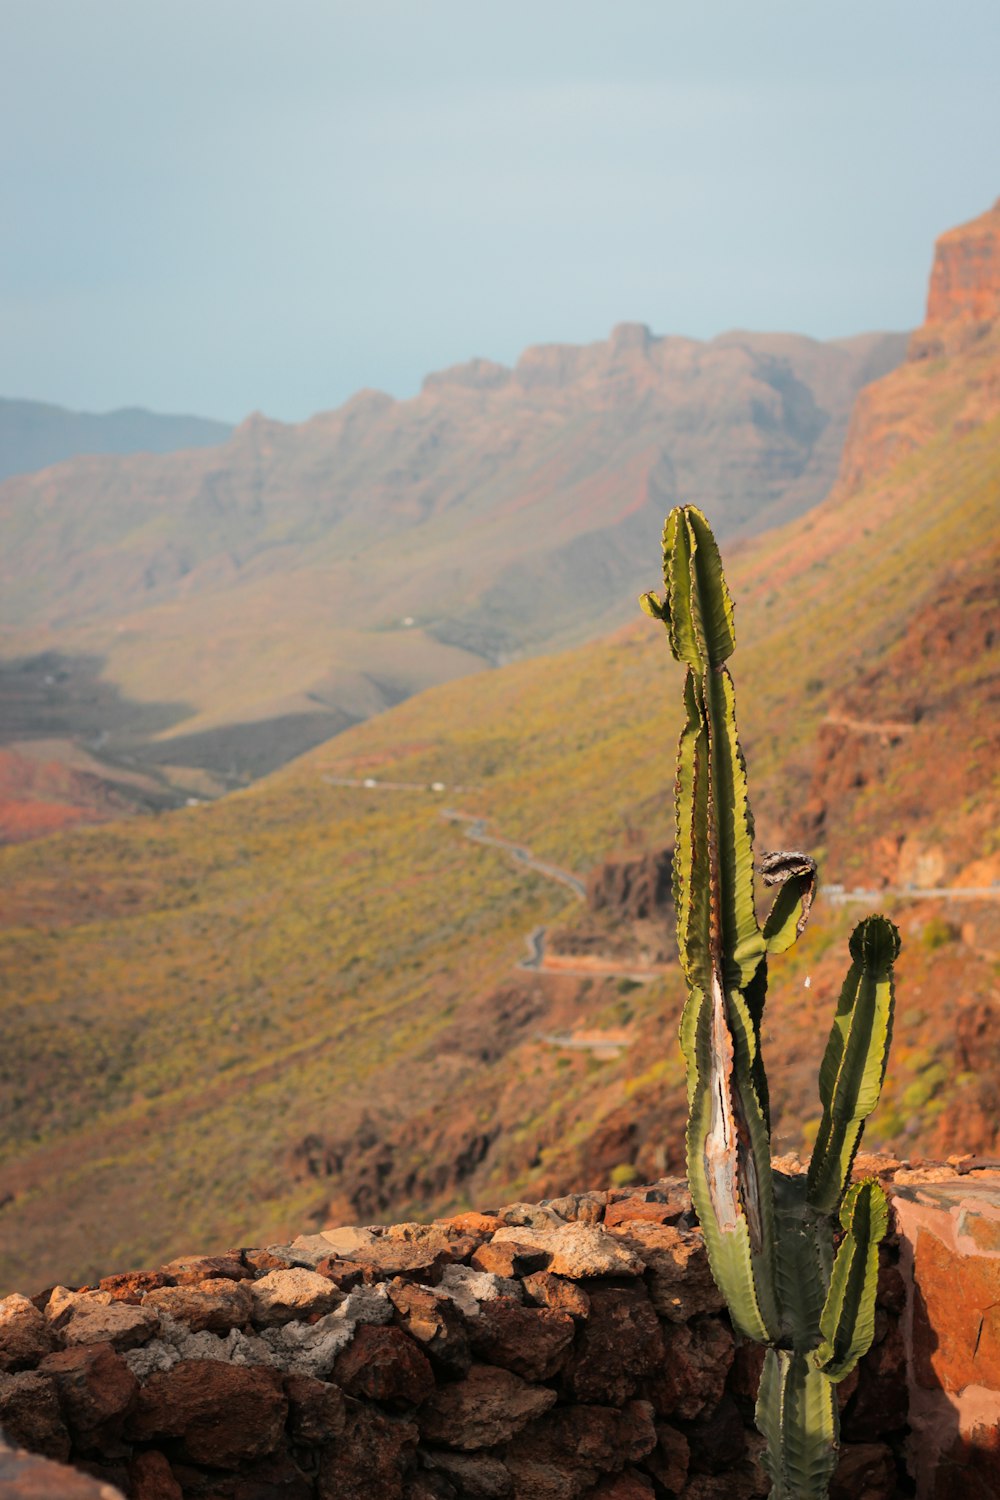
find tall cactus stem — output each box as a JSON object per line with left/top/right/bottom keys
{"left": 647, "top": 504, "right": 899, "bottom": 1498}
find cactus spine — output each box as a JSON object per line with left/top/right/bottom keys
{"left": 642, "top": 506, "right": 899, "bottom": 1499}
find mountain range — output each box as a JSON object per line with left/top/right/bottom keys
{"left": 0, "top": 397, "right": 231, "bottom": 484}
{"left": 0, "top": 326, "right": 904, "bottom": 802}
{"left": 0, "top": 198, "right": 996, "bottom": 1296}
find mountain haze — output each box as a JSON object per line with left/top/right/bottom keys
{"left": 0, "top": 397, "right": 232, "bottom": 483}
{"left": 0, "top": 200, "right": 996, "bottom": 1294}
{"left": 0, "top": 325, "right": 904, "bottom": 783}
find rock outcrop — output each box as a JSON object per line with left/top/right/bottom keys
{"left": 925, "top": 198, "right": 1000, "bottom": 329}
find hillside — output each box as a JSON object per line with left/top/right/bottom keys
{"left": 0, "top": 202, "right": 996, "bottom": 1296}
{"left": 0, "top": 327, "right": 904, "bottom": 791}
{"left": 0, "top": 397, "right": 231, "bottom": 484}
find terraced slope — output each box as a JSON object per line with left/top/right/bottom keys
{"left": 0, "top": 206, "right": 996, "bottom": 1295}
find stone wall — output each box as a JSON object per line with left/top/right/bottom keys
{"left": 0, "top": 1163, "right": 997, "bottom": 1499}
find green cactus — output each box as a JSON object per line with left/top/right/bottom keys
{"left": 643, "top": 505, "right": 899, "bottom": 1499}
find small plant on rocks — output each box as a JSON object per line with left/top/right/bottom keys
{"left": 642, "top": 505, "right": 899, "bottom": 1499}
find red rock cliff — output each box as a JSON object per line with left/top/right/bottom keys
{"left": 925, "top": 197, "right": 1000, "bottom": 326}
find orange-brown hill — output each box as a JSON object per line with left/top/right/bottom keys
{"left": 0, "top": 325, "right": 903, "bottom": 789}
{"left": 0, "top": 200, "right": 995, "bottom": 1295}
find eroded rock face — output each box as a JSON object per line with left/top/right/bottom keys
{"left": 925, "top": 198, "right": 1000, "bottom": 328}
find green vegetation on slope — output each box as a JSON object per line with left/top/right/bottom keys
{"left": 0, "top": 329, "right": 996, "bottom": 1294}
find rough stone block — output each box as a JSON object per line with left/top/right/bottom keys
{"left": 127, "top": 1359, "right": 287, "bottom": 1465}
{"left": 332, "top": 1323, "right": 435, "bottom": 1407}
{"left": 316, "top": 1403, "right": 418, "bottom": 1500}
{"left": 0, "top": 1294, "right": 54, "bottom": 1371}
{"left": 466, "top": 1297, "right": 575, "bottom": 1382}
{"left": 0, "top": 1371, "right": 70, "bottom": 1462}
{"left": 419, "top": 1363, "right": 557, "bottom": 1450}
{"left": 142, "top": 1278, "right": 253, "bottom": 1333}
{"left": 39, "top": 1344, "right": 138, "bottom": 1449}
{"left": 563, "top": 1285, "right": 665, "bottom": 1405}
{"left": 250, "top": 1268, "right": 344, "bottom": 1327}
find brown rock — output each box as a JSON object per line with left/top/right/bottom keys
{"left": 0, "top": 1443, "right": 124, "bottom": 1499}
{"left": 57, "top": 1297, "right": 159, "bottom": 1351}
{"left": 406, "top": 1476, "right": 453, "bottom": 1500}
{"left": 585, "top": 1474, "right": 655, "bottom": 1499}
{"left": 97, "top": 1271, "right": 174, "bottom": 1304}
{"left": 160, "top": 1254, "right": 253, "bottom": 1285}
{"left": 0, "top": 1371, "right": 70, "bottom": 1462}
{"left": 603, "top": 1199, "right": 685, "bottom": 1230}
{"left": 250, "top": 1267, "right": 344, "bottom": 1326}
{"left": 545, "top": 1194, "right": 607, "bottom": 1227}
{"left": 471, "top": 1241, "right": 551, "bottom": 1277}
{"left": 242, "top": 1247, "right": 295, "bottom": 1273}
{"left": 563, "top": 1285, "right": 665, "bottom": 1404}
{"left": 842, "top": 1317, "right": 907, "bottom": 1442}
{"left": 44, "top": 1286, "right": 110, "bottom": 1323}
{"left": 128, "top": 1450, "right": 182, "bottom": 1500}
{"left": 39, "top": 1345, "right": 138, "bottom": 1448}
{"left": 0, "top": 1294, "right": 54, "bottom": 1371}
{"left": 522, "top": 1271, "right": 591, "bottom": 1320}
{"left": 422, "top": 1451, "right": 514, "bottom": 1498}
{"left": 419, "top": 1363, "right": 557, "bottom": 1450}
{"left": 314, "top": 1256, "right": 372, "bottom": 1291}
{"left": 607, "top": 1223, "right": 724, "bottom": 1320}
{"left": 645, "top": 1318, "right": 734, "bottom": 1420}
{"left": 912, "top": 1228, "right": 1000, "bottom": 1391}
{"left": 284, "top": 1372, "right": 347, "bottom": 1443}
{"left": 645, "top": 1424, "right": 689, "bottom": 1493}
{"left": 333, "top": 1324, "right": 434, "bottom": 1407}
{"left": 387, "top": 1279, "right": 471, "bottom": 1376}
{"left": 142, "top": 1277, "right": 253, "bottom": 1332}
{"left": 436, "top": 1212, "right": 503, "bottom": 1237}
{"left": 684, "top": 1394, "right": 746, "bottom": 1476}
{"left": 492, "top": 1224, "right": 644, "bottom": 1279}
{"left": 466, "top": 1297, "right": 575, "bottom": 1382}
{"left": 727, "top": 1340, "right": 765, "bottom": 1405}
{"left": 351, "top": 1240, "right": 451, "bottom": 1284}
{"left": 830, "top": 1441, "right": 896, "bottom": 1500}
{"left": 499, "top": 1458, "right": 579, "bottom": 1500}
{"left": 317, "top": 1403, "right": 418, "bottom": 1500}
{"left": 933, "top": 1418, "right": 1000, "bottom": 1500}
{"left": 127, "top": 1359, "right": 287, "bottom": 1465}
{"left": 508, "top": 1400, "right": 657, "bottom": 1474}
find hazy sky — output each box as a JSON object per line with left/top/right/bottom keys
{"left": 3, "top": 1, "right": 998, "bottom": 423}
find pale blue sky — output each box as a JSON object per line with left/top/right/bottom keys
{"left": 2, "top": 1, "right": 998, "bottom": 422}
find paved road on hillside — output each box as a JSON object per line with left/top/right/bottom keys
{"left": 323, "top": 775, "right": 998, "bottom": 906}
{"left": 441, "top": 809, "right": 587, "bottom": 900}
{"left": 825, "top": 885, "right": 999, "bottom": 904}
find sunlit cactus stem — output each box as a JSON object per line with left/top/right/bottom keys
{"left": 643, "top": 505, "right": 900, "bottom": 1499}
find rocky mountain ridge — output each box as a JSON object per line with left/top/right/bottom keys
{"left": 0, "top": 397, "right": 231, "bottom": 484}
{"left": 0, "top": 322, "right": 904, "bottom": 794}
